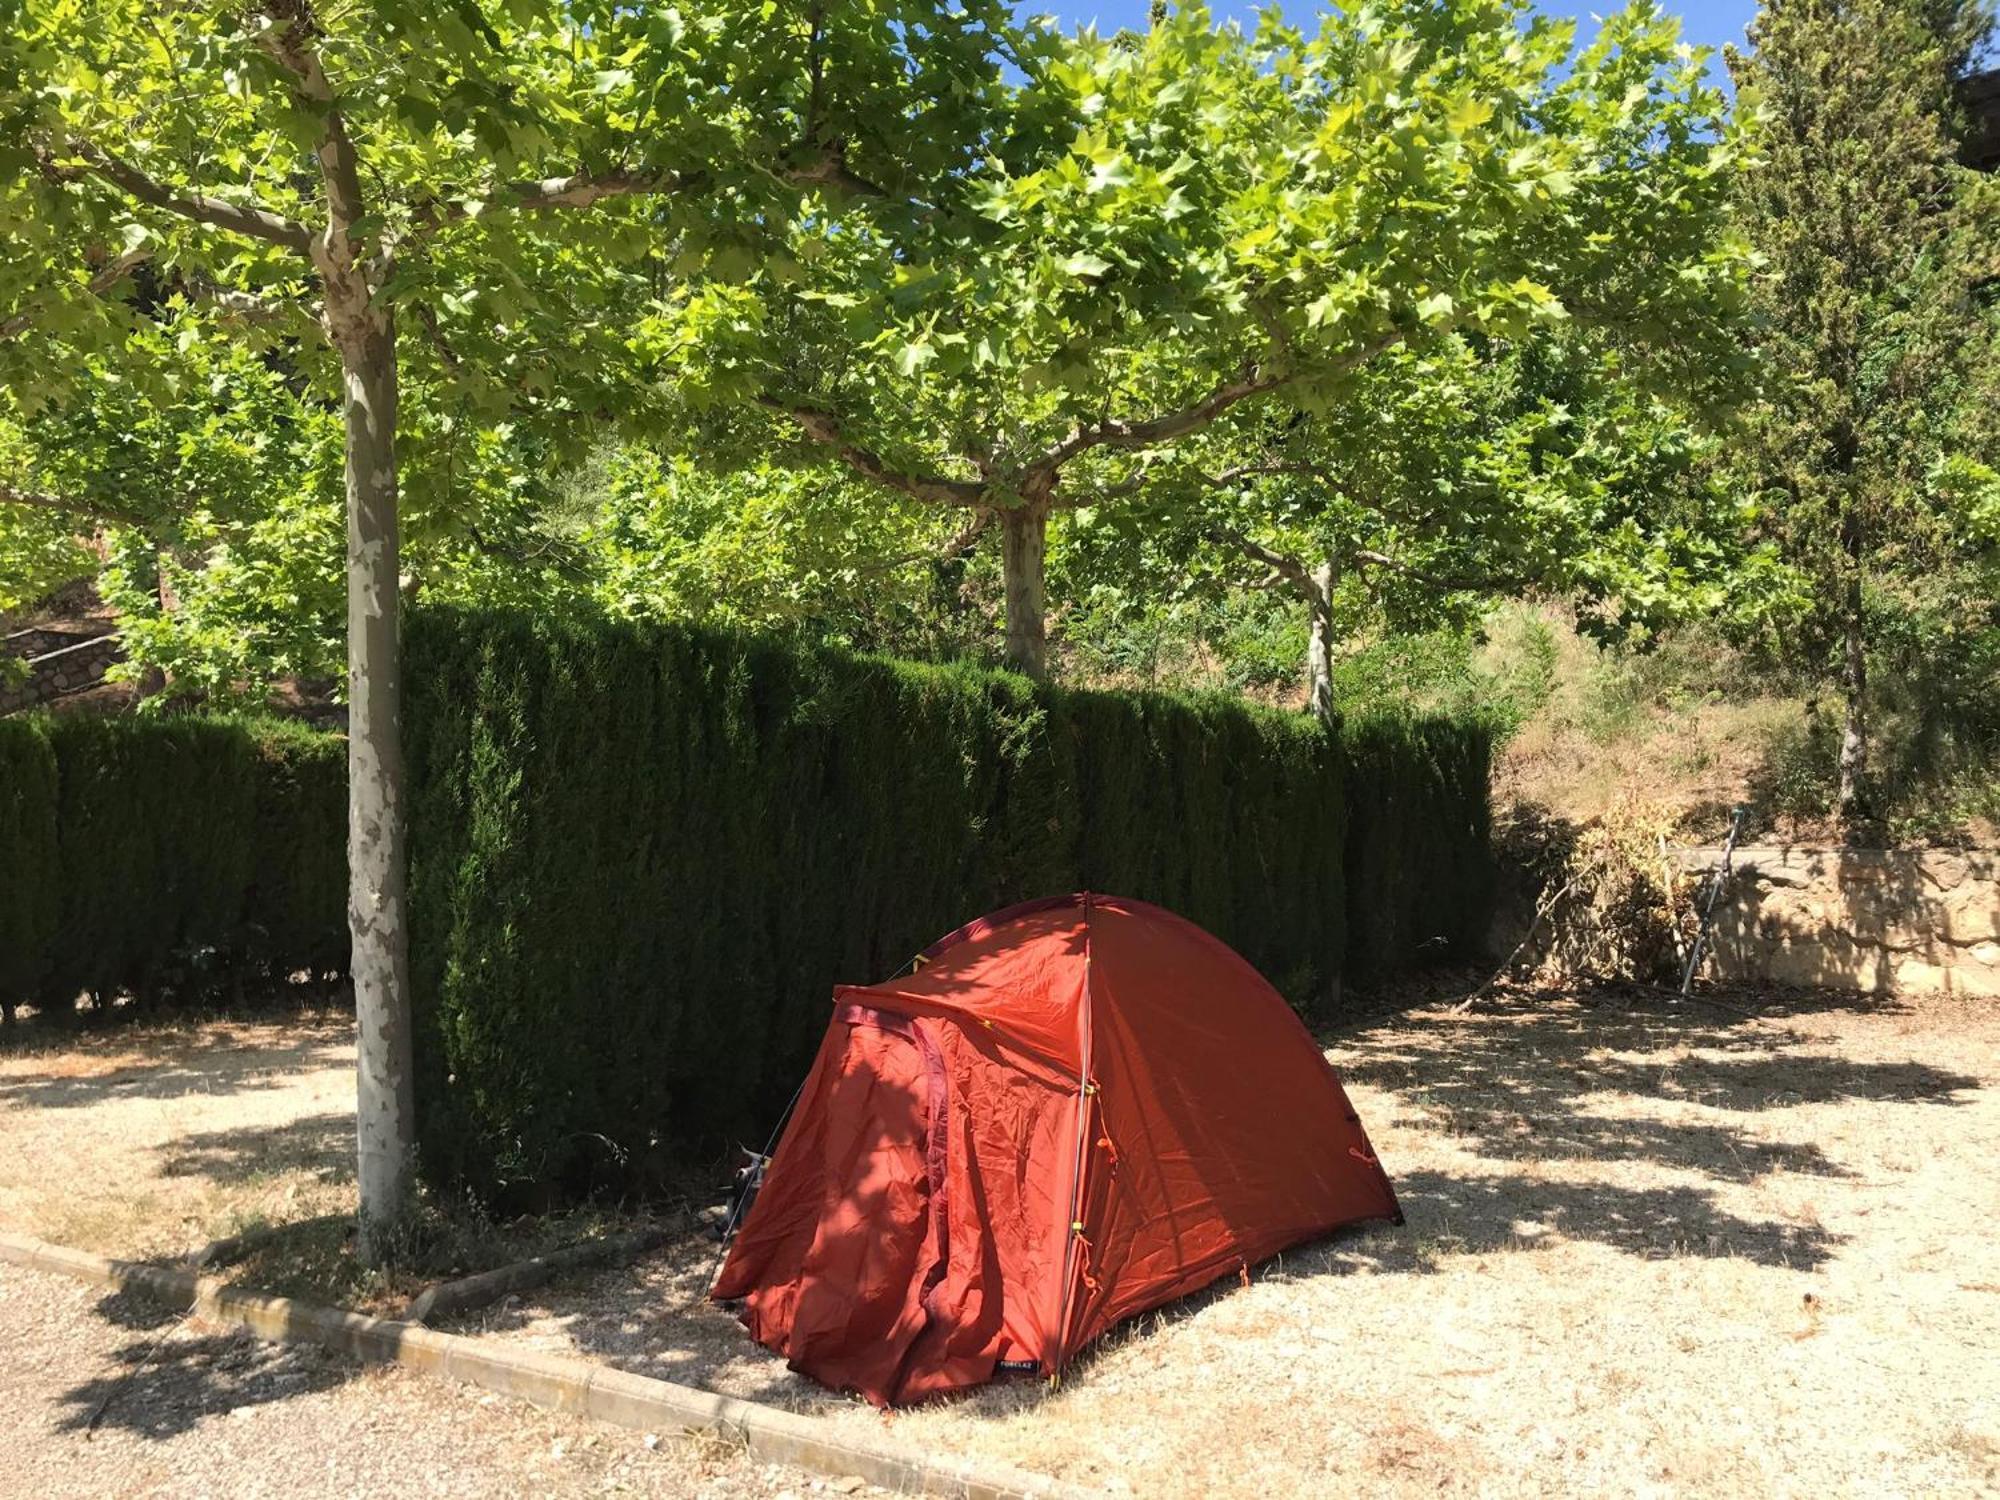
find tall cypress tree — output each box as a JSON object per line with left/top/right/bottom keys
{"left": 1728, "top": 0, "right": 1996, "bottom": 826}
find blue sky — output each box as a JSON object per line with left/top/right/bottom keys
{"left": 1035, "top": 0, "right": 1759, "bottom": 67}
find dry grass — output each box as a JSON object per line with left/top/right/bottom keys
{"left": 0, "top": 1014, "right": 359, "bottom": 1263}
{"left": 1497, "top": 693, "right": 1802, "bottom": 839}
{"left": 1477, "top": 608, "right": 1801, "bottom": 843}
{"left": 6, "top": 990, "right": 1998, "bottom": 1496}
{"left": 1475, "top": 604, "right": 1999, "bottom": 847}
{"left": 0, "top": 1011, "right": 638, "bottom": 1308}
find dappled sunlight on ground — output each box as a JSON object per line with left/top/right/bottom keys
{"left": 4, "top": 987, "right": 1997, "bottom": 1495}
{"left": 465, "top": 987, "right": 2000, "bottom": 1497}
{"left": 0, "top": 1016, "right": 359, "bottom": 1260}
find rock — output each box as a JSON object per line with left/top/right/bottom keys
{"left": 1683, "top": 843, "right": 1999, "bottom": 997}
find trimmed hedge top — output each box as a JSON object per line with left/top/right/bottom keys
{"left": 405, "top": 606, "right": 1491, "bottom": 1205}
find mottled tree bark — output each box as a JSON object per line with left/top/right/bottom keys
{"left": 1305, "top": 553, "right": 1337, "bottom": 726}
{"left": 1836, "top": 550, "right": 1867, "bottom": 828}
{"left": 329, "top": 289, "right": 416, "bottom": 1263}
{"left": 1000, "top": 501, "right": 1049, "bottom": 681}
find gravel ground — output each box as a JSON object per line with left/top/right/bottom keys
{"left": 7, "top": 989, "right": 1998, "bottom": 1496}
{"left": 0, "top": 1260, "right": 864, "bottom": 1500}
{"left": 459, "top": 988, "right": 2000, "bottom": 1498}
{"left": 0, "top": 1017, "right": 892, "bottom": 1498}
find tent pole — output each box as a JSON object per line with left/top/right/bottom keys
{"left": 1051, "top": 894, "right": 1097, "bottom": 1377}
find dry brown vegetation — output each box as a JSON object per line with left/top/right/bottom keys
{"left": 1474, "top": 604, "right": 1998, "bottom": 849}
{"left": 1484, "top": 615, "right": 1800, "bottom": 844}
{"left": 4, "top": 988, "right": 1997, "bottom": 1496}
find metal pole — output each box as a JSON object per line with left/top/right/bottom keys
{"left": 1678, "top": 806, "right": 1745, "bottom": 1001}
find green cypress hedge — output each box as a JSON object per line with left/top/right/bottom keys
{"left": 0, "top": 721, "right": 59, "bottom": 1020}
{"left": 244, "top": 720, "right": 349, "bottom": 978}
{"left": 405, "top": 607, "right": 1488, "bottom": 1205}
{"left": 0, "top": 714, "right": 347, "bottom": 1013}
{"left": 1341, "top": 712, "right": 1496, "bottom": 984}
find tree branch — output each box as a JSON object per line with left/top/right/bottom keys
{"left": 208, "top": 287, "right": 307, "bottom": 328}
{"left": 937, "top": 507, "right": 991, "bottom": 561}
{"left": 257, "top": 1, "right": 368, "bottom": 272}
{"left": 779, "top": 141, "right": 892, "bottom": 202}
{"left": 1024, "top": 333, "right": 1405, "bottom": 482}
{"left": 0, "top": 247, "right": 153, "bottom": 341}
{"left": 71, "top": 145, "right": 312, "bottom": 251}
{"left": 759, "top": 397, "right": 986, "bottom": 506}
{"left": 859, "top": 509, "right": 993, "bottom": 574}
{"left": 417, "top": 167, "right": 704, "bottom": 228}
{"left": 1069, "top": 456, "right": 1163, "bottom": 505}
{"left": 1351, "top": 548, "right": 1523, "bottom": 594}
{"left": 0, "top": 481, "right": 154, "bottom": 533}
{"left": 1028, "top": 365, "right": 1290, "bottom": 479}
{"left": 410, "top": 138, "right": 889, "bottom": 235}
{"left": 465, "top": 522, "right": 591, "bottom": 582}
{"left": 1197, "top": 457, "right": 1343, "bottom": 490}
{"left": 403, "top": 300, "right": 458, "bottom": 372}
{"left": 1207, "top": 524, "right": 1315, "bottom": 594}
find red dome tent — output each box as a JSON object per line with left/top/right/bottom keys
{"left": 711, "top": 894, "right": 1400, "bottom": 1407}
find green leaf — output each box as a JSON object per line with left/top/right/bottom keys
{"left": 1058, "top": 251, "right": 1113, "bottom": 280}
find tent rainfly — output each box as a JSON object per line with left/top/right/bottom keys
{"left": 712, "top": 893, "right": 1402, "bottom": 1406}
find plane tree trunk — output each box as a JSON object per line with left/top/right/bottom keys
{"left": 1836, "top": 524, "right": 1868, "bottom": 829}
{"left": 326, "top": 278, "right": 416, "bottom": 1264}
{"left": 1305, "top": 552, "right": 1337, "bottom": 726}
{"left": 1000, "top": 501, "right": 1050, "bottom": 681}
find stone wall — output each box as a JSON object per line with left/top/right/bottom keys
{"left": 1685, "top": 845, "right": 2000, "bottom": 998}
{"left": 0, "top": 628, "right": 123, "bottom": 715}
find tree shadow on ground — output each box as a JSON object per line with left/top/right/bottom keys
{"left": 1337, "top": 987, "right": 1977, "bottom": 1170}
{"left": 0, "top": 1032, "right": 350, "bottom": 1112}
{"left": 50, "top": 985, "right": 1978, "bottom": 1433}
{"left": 157, "top": 1111, "right": 354, "bottom": 1186}
{"left": 0, "top": 986, "right": 349, "bottom": 1058}
{"left": 49, "top": 1289, "right": 356, "bottom": 1442}
{"left": 1325, "top": 1169, "right": 1838, "bottom": 1271}
{"left": 449, "top": 1231, "right": 814, "bottom": 1406}
{"left": 464, "top": 992, "right": 1888, "bottom": 1416}
{"left": 493, "top": 986, "right": 1981, "bottom": 1417}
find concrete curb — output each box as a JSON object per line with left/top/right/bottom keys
{"left": 402, "top": 1226, "right": 670, "bottom": 1324}
{"left": 0, "top": 1231, "right": 1083, "bottom": 1500}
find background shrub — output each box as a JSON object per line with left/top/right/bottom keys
{"left": 406, "top": 606, "right": 1490, "bottom": 1205}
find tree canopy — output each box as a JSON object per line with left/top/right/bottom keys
{"left": 621, "top": 0, "right": 1750, "bottom": 676}
{"left": 0, "top": 0, "right": 1033, "bottom": 1257}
